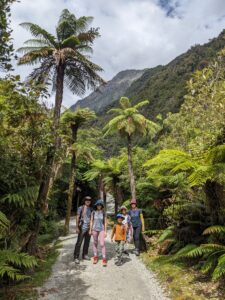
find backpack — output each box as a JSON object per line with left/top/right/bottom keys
{"left": 78, "top": 205, "right": 92, "bottom": 228}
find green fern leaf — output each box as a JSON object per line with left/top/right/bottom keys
{"left": 203, "top": 226, "right": 225, "bottom": 235}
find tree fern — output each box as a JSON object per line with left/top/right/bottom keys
{"left": 0, "top": 250, "right": 37, "bottom": 281}
{"left": 0, "top": 186, "right": 38, "bottom": 208}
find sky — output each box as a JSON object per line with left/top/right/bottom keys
{"left": 10, "top": 0, "right": 225, "bottom": 107}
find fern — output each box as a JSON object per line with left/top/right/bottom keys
{"left": 157, "top": 226, "right": 174, "bottom": 244}
{"left": 203, "top": 225, "right": 225, "bottom": 235}
{"left": 212, "top": 254, "right": 225, "bottom": 280}
{"left": 0, "top": 250, "right": 37, "bottom": 282}
{"left": 201, "top": 251, "right": 223, "bottom": 274}
{"left": 0, "top": 186, "right": 38, "bottom": 208}
{"left": 144, "top": 229, "right": 163, "bottom": 235}
{"left": 173, "top": 244, "right": 198, "bottom": 258}
{"left": 207, "top": 145, "right": 225, "bottom": 164}
{"left": 0, "top": 211, "right": 9, "bottom": 230}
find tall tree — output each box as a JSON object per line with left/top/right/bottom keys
{"left": 104, "top": 96, "right": 159, "bottom": 199}
{"left": 17, "top": 9, "right": 104, "bottom": 213}
{"left": 61, "top": 109, "right": 96, "bottom": 235}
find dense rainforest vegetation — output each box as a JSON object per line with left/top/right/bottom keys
{"left": 0, "top": 1, "right": 225, "bottom": 299}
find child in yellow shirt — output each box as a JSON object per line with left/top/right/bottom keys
{"left": 111, "top": 213, "right": 126, "bottom": 266}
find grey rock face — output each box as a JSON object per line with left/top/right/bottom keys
{"left": 71, "top": 69, "right": 146, "bottom": 113}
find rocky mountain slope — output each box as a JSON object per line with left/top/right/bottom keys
{"left": 71, "top": 69, "right": 145, "bottom": 113}
{"left": 71, "top": 30, "right": 225, "bottom": 125}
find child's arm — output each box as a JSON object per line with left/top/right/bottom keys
{"left": 111, "top": 225, "right": 116, "bottom": 241}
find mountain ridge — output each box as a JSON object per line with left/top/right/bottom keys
{"left": 71, "top": 29, "right": 225, "bottom": 125}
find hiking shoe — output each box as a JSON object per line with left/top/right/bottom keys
{"left": 135, "top": 250, "right": 140, "bottom": 256}
{"left": 93, "top": 256, "right": 98, "bottom": 264}
{"left": 74, "top": 258, "right": 80, "bottom": 264}
{"left": 115, "top": 259, "right": 123, "bottom": 266}
{"left": 83, "top": 255, "right": 90, "bottom": 260}
{"left": 102, "top": 258, "right": 107, "bottom": 267}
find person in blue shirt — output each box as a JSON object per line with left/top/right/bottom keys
{"left": 128, "top": 199, "right": 145, "bottom": 256}
{"left": 74, "top": 196, "right": 92, "bottom": 264}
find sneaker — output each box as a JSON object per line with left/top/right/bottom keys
{"left": 135, "top": 250, "right": 140, "bottom": 256}
{"left": 83, "top": 255, "right": 90, "bottom": 260}
{"left": 93, "top": 256, "right": 98, "bottom": 264}
{"left": 74, "top": 258, "right": 80, "bottom": 264}
{"left": 123, "top": 250, "right": 129, "bottom": 256}
{"left": 102, "top": 258, "right": 107, "bottom": 267}
{"left": 115, "top": 259, "right": 123, "bottom": 266}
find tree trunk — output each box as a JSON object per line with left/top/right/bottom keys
{"left": 26, "top": 63, "right": 65, "bottom": 253}
{"left": 204, "top": 180, "right": 225, "bottom": 224}
{"left": 64, "top": 125, "right": 78, "bottom": 235}
{"left": 103, "top": 184, "right": 107, "bottom": 211}
{"left": 127, "top": 135, "right": 136, "bottom": 199}
{"left": 113, "top": 179, "right": 120, "bottom": 216}
{"left": 37, "top": 62, "right": 65, "bottom": 213}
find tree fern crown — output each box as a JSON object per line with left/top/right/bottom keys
{"left": 17, "top": 9, "right": 104, "bottom": 95}
{"left": 103, "top": 96, "right": 160, "bottom": 138}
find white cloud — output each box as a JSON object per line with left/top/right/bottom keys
{"left": 10, "top": 0, "right": 225, "bottom": 107}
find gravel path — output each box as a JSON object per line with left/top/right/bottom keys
{"left": 38, "top": 220, "right": 169, "bottom": 300}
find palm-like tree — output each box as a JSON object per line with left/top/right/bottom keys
{"left": 17, "top": 9, "right": 104, "bottom": 210}
{"left": 61, "top": 108, "right": 96, "bottom": 235}
{"left": 84, "top": 157, "right": 125, "bottom": 214}
{"left": 104, "top": 97, "right": 159, "bottom": 199}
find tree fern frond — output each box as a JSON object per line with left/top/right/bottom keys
{"left": 212, "top": 254, "right": 225, "bottom": 280}
{"left": 157, "top": 226, "right": 174, "bottom": 244}
{"left": 134, "top": 100, "right": 149, "bottom": 109}
{"left": 201, "top": 243, "right": 225, "bottom": 250}
{"left": 173, "top": 244, "right": 198, "bottom": 259}
{"left": 184, "top": 246, "right": 213, "bottom": 258}
{"left": 0, "top": 211, "right": 9, "bottom": 230}
{"left": 0, "top": 250, "right": 37, "bottom": 281}
{"left": 201, "top": 251, "right": 223, "bottom": 274}
{"left": 0, "top": 186, "right": 38, "bottom": 208}
{"left": 207, "top": 145, "right": 225, "bottom": 164}
{"left": 20, "top": 22, "right": 57, "bottom": 48}
{"left": 203, "top": 225, "right": 225, "bottom": 235}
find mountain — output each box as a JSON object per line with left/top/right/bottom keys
{"left": 70, "top": 69, "right": 146, "bottom": 112}
{"left": 71, "top": 30, "right": 225, "bottom": 124}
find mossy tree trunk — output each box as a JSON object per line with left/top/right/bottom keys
{"left": 64, "top": 124, "right": 78, "bottom": 235}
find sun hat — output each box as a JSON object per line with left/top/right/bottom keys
{"left": 94, "top": 199, "right": 104, "bottom": 207}
{"left": 120, "top": 205, "right": 127, "bottom": 211}
{"left": 116, "top": 213, "right": 125, "bottom": 219}
{"left": 130, "top": 199, "right": 137, "bottom": 205}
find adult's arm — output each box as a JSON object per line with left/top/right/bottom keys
{"left": 76, "top": 207, "right": 81, "bottom": 233}
{"left": 104, "top": 215, "right": 108, "bottom": 237}
{"left": 140, "top": 213, "right": 145, "bottom": 232}
{"left": 89, "top": 212, "right": 94, "bottom": 235}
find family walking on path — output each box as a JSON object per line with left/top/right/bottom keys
{"left": 73, "top": 195, "right": 145, "bottom": 267}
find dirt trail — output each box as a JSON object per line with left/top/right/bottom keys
{"left": 38, "top": 219, "right": 169, "bottom": 300}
